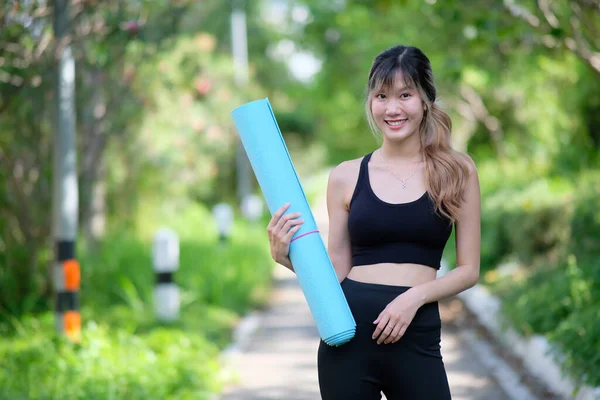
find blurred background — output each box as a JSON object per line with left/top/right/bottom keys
{"left": 0, "top": 0, "right": 598, "bottom": 398}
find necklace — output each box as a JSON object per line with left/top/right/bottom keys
{"left": 379, "top": 149, "right": 421, "bottom": 189}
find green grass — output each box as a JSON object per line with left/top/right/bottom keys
{"left": 0, "top": 319, "right": 221, "bottom": 400}
{"left": 0, "top": 201, "right": 274, "bottom": 399}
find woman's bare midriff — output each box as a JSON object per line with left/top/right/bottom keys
{"left": 346, "top": 263, "right": 437, "bottom": 287}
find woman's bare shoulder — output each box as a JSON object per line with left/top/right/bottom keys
{"left": 329, "top": 156, "right": 363, "bottom": 185}
{"left": 328, "top": 156, "right": 365, "bottom": 208}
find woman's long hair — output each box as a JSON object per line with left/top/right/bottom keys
{"left": 364, "top": 45, "right": 471, "bottom": 223}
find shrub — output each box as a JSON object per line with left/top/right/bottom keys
{"left": 568, "top": 172, "right": 600, "bottom": 262}
{"left": 482, "top": 170, "right": 600, "bottom": 386}
{"left": 0, "top": 202, "right": 274, "bottom": 398}
{"left": 0, "top": 321, "right": 221, "bottom": 400}
{"left": 498, "top": 255, "right": 600, "bottom": 386}
{"left": 482, "top": 177, "right": 573, "bottom": 266}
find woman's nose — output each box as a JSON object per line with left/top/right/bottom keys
{"left": 386, "top": 98, "right": 402, "bottom": 114}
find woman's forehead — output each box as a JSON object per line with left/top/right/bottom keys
{"left": 373, "top": 71, "right": 416, "bottom": 91}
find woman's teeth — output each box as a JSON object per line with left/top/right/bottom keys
{"left": 387, "top": 119, "right": 407, "bottom": 126}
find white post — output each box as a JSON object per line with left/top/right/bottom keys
{"left": 241, "top": 194, "right": 264, "bottom": 224}
{"left": 212, "top": 203, "right": 234, "bottom": 243}
{"left": 152, "top": 228, "right": 180, "bottom": 322}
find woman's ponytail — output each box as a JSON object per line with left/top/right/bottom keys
{"left": 421, "top": 103, "right": 471, "bottom": 223}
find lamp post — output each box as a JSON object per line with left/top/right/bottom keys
{"left": 152, "top": 227, "right": 180, "bottom": 322}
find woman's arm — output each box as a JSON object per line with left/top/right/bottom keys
{"left": 407, "top": 157, "right": 481, "bottom": 306}
{"left": 326, "top": 163, "right": 354, "bottom": 283}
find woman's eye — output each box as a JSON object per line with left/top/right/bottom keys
{"left": 376, "top": 93, "right": 386, "bottom": 99}
{"left": 400, "top": 93, "right": 411, "bottom": 98}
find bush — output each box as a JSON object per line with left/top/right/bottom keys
{"left": 0, "top": 321, "right": 221, "bottom": 400}
{"left": 482, "top": 177, "right": 574, "bottom": 267}
{"left": 497, "top": 255, "right": 600, "bottom": 386}
{"left": 0, "top": 202, "right": 275, "bottom": 398}
{"left": 567, "top": 172, "right": 600, "bottom": 262}
{"left": 499, "top": 263, "right": 573, "bottom": 335}
{"left": 485, "top": 171, "right": 600, "bottom": 387}
{"left": 549, "top": 306, "right": 600, "bottom": 388}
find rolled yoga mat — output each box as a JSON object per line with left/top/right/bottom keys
{"left": 231, "top": 98, "right": 356, "bottom": 346}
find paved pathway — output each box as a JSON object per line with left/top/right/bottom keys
{"left": 220, "top": 197, "right": 511, "bottom": 400}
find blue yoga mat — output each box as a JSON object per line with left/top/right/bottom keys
{"left": 231, "top": 98, "right": 356, "bottom": 346}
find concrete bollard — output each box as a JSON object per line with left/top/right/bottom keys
{"left": 212, "top": 203, "right": 234, "bottom": 243}
{"left": 241, "top": 194, "right": 264, "bottom": 223}
{"left": 152, "top": 227, "right": 180, "bottom": 322}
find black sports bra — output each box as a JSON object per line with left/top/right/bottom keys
{"left": 347, "top": 152, "right": 453, "bottom": 270}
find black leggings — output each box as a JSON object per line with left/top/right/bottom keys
{"left": 318, "top": 278, "right": 451, "bottom": 400}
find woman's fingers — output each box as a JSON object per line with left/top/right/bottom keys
{"left": 392, "top": 324, "right": 408, "bottom": 343}
{"left": 372, "top": 315, "right": 390, "bottom": 341}
{"left": 268, "top": 202, "right": 289, "bottom": 229}
{"left": 387, "top": 324, "right": 403, "bottom": 344}
{"left": 266, "top": 203, "right": 304, "bottom": 264}
{"left": 374, "top": 317, "right": 409, "bottom": 344}
{"left": 377, "top": 322, "right": 396, "bottom": 344}
{"left": 275, "top": 212, "right": 301, "bottom": 234}
{"left": 267, "top": 203, "right": 302, "bottom": 239}
{"left": 284, "top": 220, "right": 303, "bottom": 240}
{"left": 279, "top": 217, "right": 304, "bottom": 239}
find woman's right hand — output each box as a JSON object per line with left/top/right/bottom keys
{"left": 266, "top": 202, "right": 304, "bottom": 267}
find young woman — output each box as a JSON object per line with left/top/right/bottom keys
{"left": 267, "top": 45, "right": 481, "bottom": 400}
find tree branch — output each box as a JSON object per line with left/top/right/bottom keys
{"left": 503, "top": 0, "right": 600, "bottom": 75}
{"left": 459, "top": 85, "right": 505, "bottom": 157}
{"left": 503, "top": 0, "right": 540, "bottom": 27}
{"left": 537, "top": 0, "right": 559, "bottom": 28}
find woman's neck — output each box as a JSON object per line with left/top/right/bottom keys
{"left": 380, "top": 140, "right": 423, "bottom": 163}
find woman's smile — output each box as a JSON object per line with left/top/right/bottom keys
{"left": 385, "top": 118, "right": 408, "bottom": 129}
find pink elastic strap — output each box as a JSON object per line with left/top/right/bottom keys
{"left": 290, "top": 230, "right": 320, "bottom": 243}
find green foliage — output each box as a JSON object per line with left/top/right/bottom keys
{"left": 567, "top": 172, "right": 600, "bottom": 261}
{"left": 126, "top": 33, "right": 259, "bottom": 207}
{"left": 0, "top": 321, "right": 221, "bottom": 400}
{"left": 0, "top": 320, "right": 220, "bottom": 400}
{"left": 549, "top": 306, "right": 600, "bottom": 388}
{"left": 480, "top": 169, "right": 600, "bottom": 268}
{"left": 79, "top": 200, "right": 273, "bottom": 319}
{"left": 0, "top": 202, "right": 274, "bottom": 398}
{"left": 496, "top": 255, "right": 600, "bottom": 387}
{"left": 497, "top": 263, "right": 574, "bottom": 336}
{"left": 484, "top": 177, "right": 574, "bottom": 265}
{"left": 485, "top": 172, "right": 600, "bottom": 386}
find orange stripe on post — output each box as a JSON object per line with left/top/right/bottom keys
{"left": 63, "top": 311, "right": 81, "bottom": 342}
{"left": 63, "top": 259, "right": 80, "bottom": 291}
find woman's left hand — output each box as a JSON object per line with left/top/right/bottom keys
{"left": 372, "top": 289, "right": 424, "bottom": 344}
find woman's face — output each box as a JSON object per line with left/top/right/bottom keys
{"left": 370, "top": 71, "right": 426, "bottom": 142}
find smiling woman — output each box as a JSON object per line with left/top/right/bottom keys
{"left": 267, "top": 45, "right": 481, "bottom": 400}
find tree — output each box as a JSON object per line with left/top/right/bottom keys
{"left": 504, "top": 0, "right": 600, "bottom": 75}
